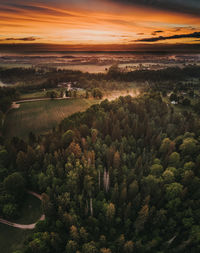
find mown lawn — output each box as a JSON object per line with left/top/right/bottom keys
{"left": 4, "top": 98, "right": 99, "bottom": 140}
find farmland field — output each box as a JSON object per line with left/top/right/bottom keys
{"left": 4, "top": 98, "right": 99, "bottom": 140}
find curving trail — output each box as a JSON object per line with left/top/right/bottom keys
{"left": 15, "top": 96, "right": 70, "bottom": 104}
{"left": 0, "top": 191, "right": 45, "bottom": 230}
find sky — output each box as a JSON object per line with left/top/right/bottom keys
{"left": 0, "top": 0, "right": 200, "bottom": 51}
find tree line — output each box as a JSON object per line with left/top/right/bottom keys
{"left": 1, "top": 65, "right": 200, "bottom": 93}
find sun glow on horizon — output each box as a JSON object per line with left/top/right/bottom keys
{"left": 0, "top": 0, "right": 199, "bottom": 47}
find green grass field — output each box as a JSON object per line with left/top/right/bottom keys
{"left": 20, "top": 90, "right": 47, "bottom": 99}
{"left": 19, "top": 88, "right": 62, "bottom": 99}
{"left": 4, "top": 98, "right": 99, "bottom": 140}
{"left": 12, "top": 193, "right": 42, "bottom": 224}
{"left": 0, "top": 224, "right": 32, "bottom": 253}
{"left": 0, "top": 193, "right": 42, "bottom": 253}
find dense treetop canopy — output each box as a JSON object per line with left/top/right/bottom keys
{"left": 1, "top": 93, "right": 200, "bottom": 252}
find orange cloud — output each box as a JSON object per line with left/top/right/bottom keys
{"left": 0, "top": 1, "right": 199, "bottom": 45}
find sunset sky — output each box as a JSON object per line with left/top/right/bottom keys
{"left": 0, "top": 0, "right": 200, "bottom": 51}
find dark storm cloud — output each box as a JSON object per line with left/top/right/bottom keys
{"left": 2, "top": 0, "right": 200, "bottom": 17}
{"left": 110, "top": 0, "right": 200, "bottom": 16}
{"left": 6, "top": 3, "right": 49, "bottom": 11}
{"left": 2, "top": 2, "right": 75, "bottom": 17}
{"left": 1, "top": 42, "right": 200, "bottom": 54}
{"left": 136, "top": 32, "right": 200, "bottom": 42}
{"left": 152, "top": 30, "right": 164, "bottom": 36}
{"left": 0, "top": 7, "right": 21, "bottom": 13}
{"left": 0, "top": 37, "right": 37, "bottom": 41}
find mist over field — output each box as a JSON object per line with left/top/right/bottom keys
{"left": 1, "top": 52, "right": 200, "bottom": 74}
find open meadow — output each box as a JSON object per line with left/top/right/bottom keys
{"left": 4, "top": 98, "right": 99, "bottom": 140}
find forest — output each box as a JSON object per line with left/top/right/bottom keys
{"left": 1, "top": 92, "right": 200, "bottom": 252}
{"left": 1, "top": 65, "right": 200, "bottom": 92}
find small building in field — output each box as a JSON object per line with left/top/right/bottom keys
{"left": 171, "top": 101, "right": 178, "bottom": 105}
{"left": 67, "top": 83, "right": 72, "bottom": 91}
{"left": 58, "top": 82, "right": 79, "bottom": 90}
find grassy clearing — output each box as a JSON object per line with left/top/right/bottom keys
{"left": 0, "top": 224, "right": 32, "bottom": 253}
{"left": 20, "top": 88, "right": 86, "bottom": 100}
{"left": 12, "top": 193, "right": 42, "bottom": 224}
{"left": 4, "top": 98, "right": 99, "bottom": 140}
{"left": 20, "top": 90, "right": 48, "bottom": 99}
{"left": 19, "top": 88, "right": 65, "bottom": 100}
{"left": 0, "top": 193, "right": 42, "bottom": 253}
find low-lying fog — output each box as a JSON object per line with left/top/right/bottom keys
{"left": 0, "top": 53, "right": 200, "bottom": 73}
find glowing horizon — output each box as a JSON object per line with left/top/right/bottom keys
{"left": 0, "top": 0, "right": 200, "bottom": 48}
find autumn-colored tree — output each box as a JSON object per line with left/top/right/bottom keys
{"left": 67, "top": 141, "right": 82, "bottom": 158}
{"left": 100, "top": 248, "right": 111, "bottom": 253}
{"left": 113, "top": 151, "right": 120, "bottom": 169}
{"left": 106, "top": 203, "right": 115, "bottom": 220}
{"left": 70, "top": 225, "right": 79, "bottom": 241}
{"left": 123, "top": 241, "right": 134, "bottom": 253}
{"left": 135, "top": 204, "right": 149, "bottom": 233}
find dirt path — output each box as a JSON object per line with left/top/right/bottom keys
{"left": 0, "top": 191, "right": 45, "bottom": 230}
{"left": 15, "top": 96, "right": 70, "bottom": 104}
{"left": 11, "top": 102, "right": 20, "bottom": 109}
{"left": 9, "top": 97, "right": 71, "bottom": 112}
